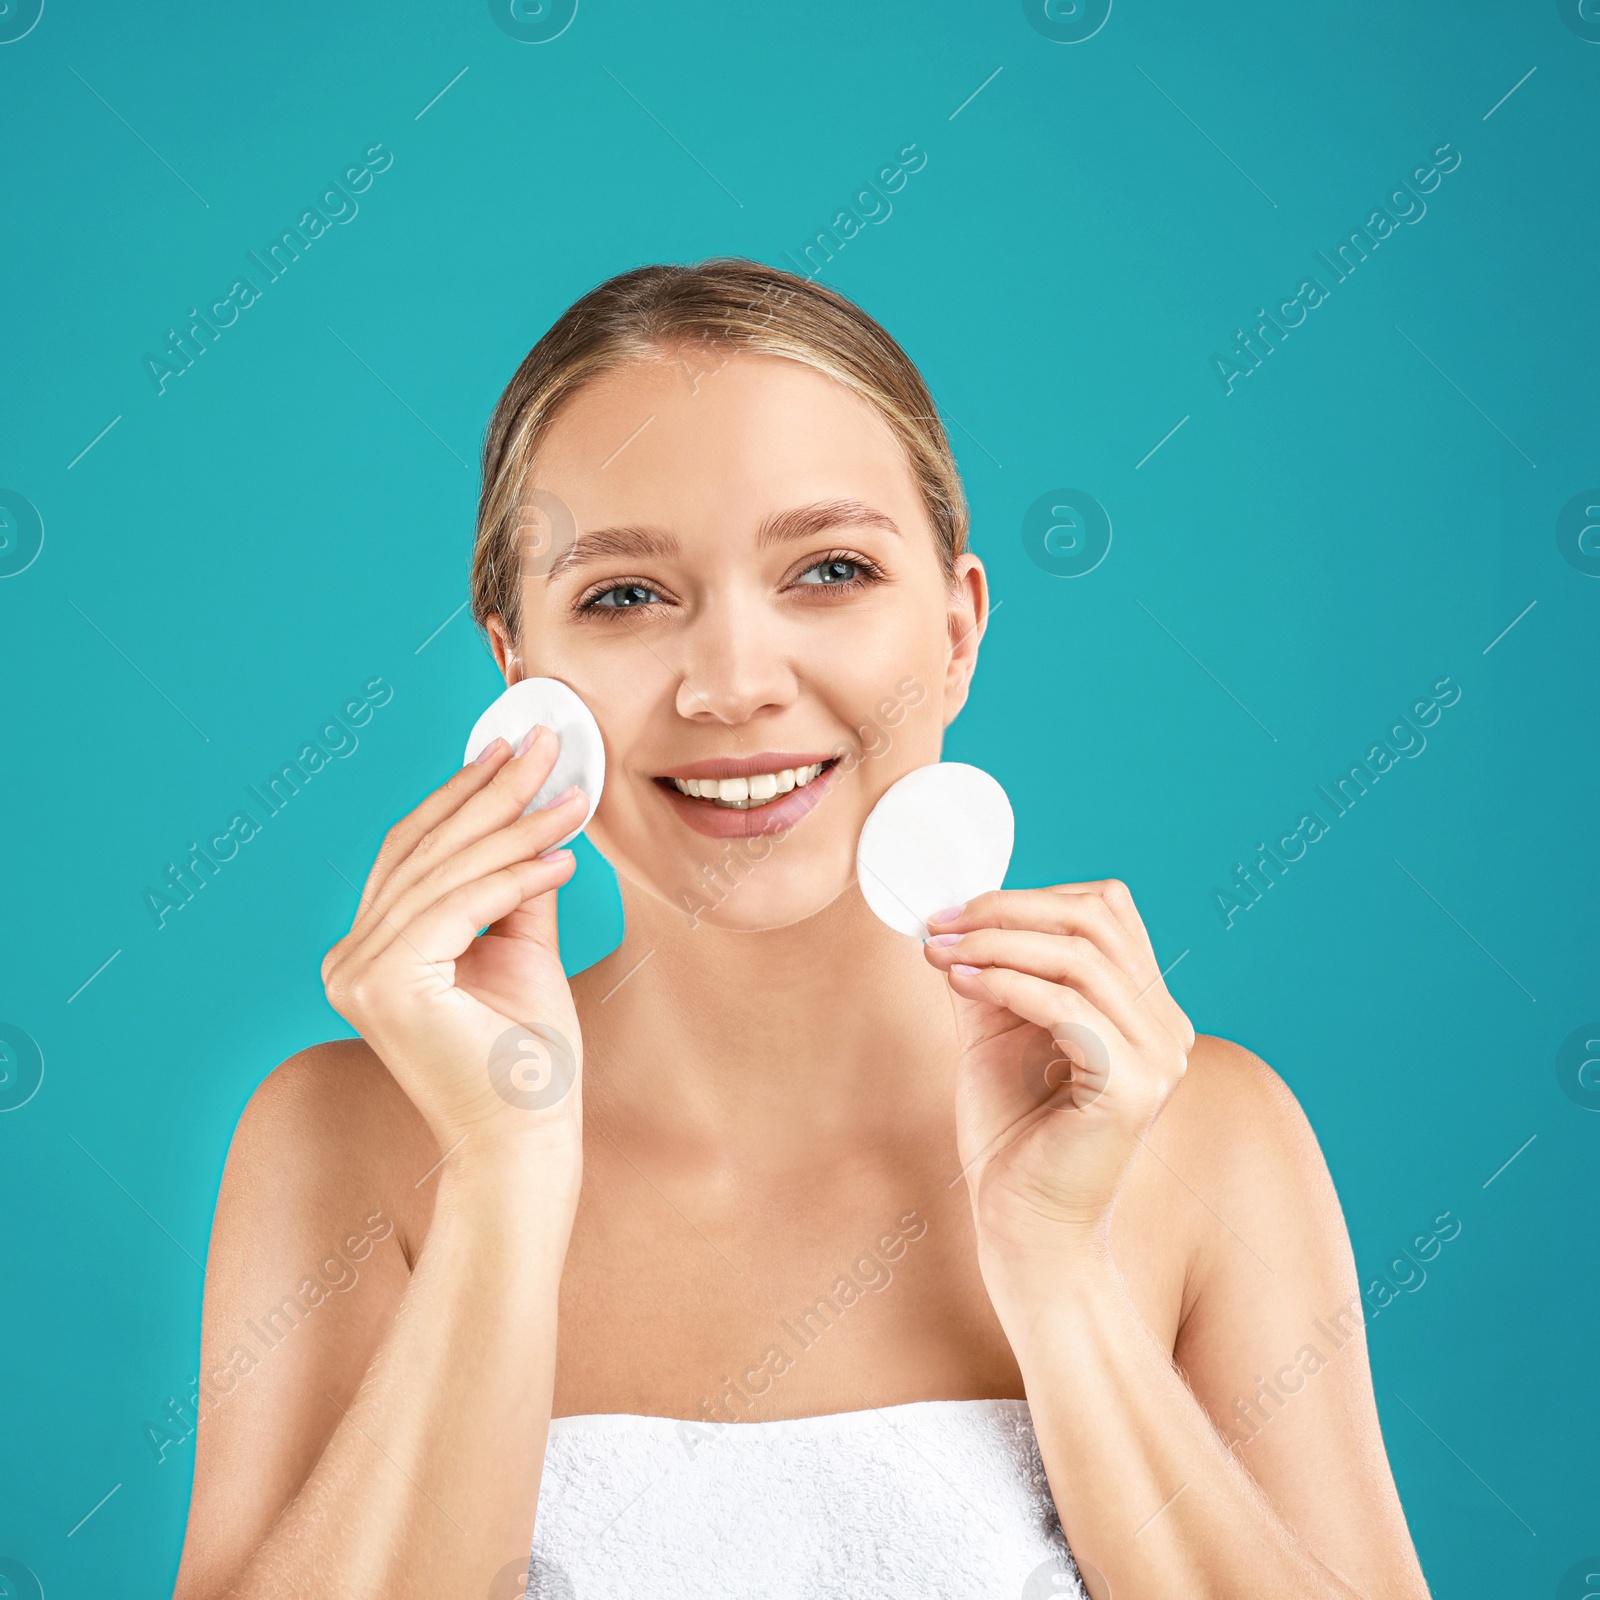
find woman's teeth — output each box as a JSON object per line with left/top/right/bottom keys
{"left": 671, "top": 763, "right": 826, "bottom": 809}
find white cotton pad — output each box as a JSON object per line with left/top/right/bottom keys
{"left": 463, "top": 677, "right": 606, "bottom": 851}
{"left": 855, "top": 761, "right": 1014, "bottom": 939}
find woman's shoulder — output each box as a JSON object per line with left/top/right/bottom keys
{"left": 222, "top": 1037, "right": 439, "bottom": 1265}
{"left": 233, "top": 1036, "right": 423, "bottom": 1157}
{"left": 1172, "top": 1032, "right": 1307, "bottom": 1124}
{"left": 1164, "top": 1032, "right": 1330, "bottom": 1175}
{"left": 1140, "top": 1032, "right": 1352, "bottom": 1290}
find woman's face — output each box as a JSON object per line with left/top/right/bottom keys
{"left": 490, "top": 347, "right": 987, "bottom": 932}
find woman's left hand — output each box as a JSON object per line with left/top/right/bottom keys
{"left": 922, "top": 879, "right": 1195, "bottom": 1270}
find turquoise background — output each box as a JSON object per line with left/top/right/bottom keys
{"left": 2, "top": 2, "right": 1596, "bottom": 1595}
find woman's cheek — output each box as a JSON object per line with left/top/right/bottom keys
{"left": 857, "top": 719, "right": 892, "bottom": 762}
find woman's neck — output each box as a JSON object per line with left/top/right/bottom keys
{"left": 572, "top": 886, "right": 960, "bottom": 1154}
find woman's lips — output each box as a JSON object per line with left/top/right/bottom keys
{"left": 654, "top": 759, "right": 842, "bottom": 838}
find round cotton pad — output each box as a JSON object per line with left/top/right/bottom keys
{"left": 855, "top": 761, "right": 1014, "bottom": 939}
{"left": 463, "top": 677, "right": 606, "bottom": 851}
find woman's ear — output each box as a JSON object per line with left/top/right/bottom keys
{"left": 942, "top": 553, "right": 988, "bottom": 727}
{"left": 484, "top": 613, "right": 524, "bottom": 685}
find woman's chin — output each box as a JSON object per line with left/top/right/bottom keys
{"left": 598, "top": 829, "right": 862, "bottom": 934}
{"left": 679, "top": 877, "right": 854, "bottom": 933}
{"left": 666, "top": 844, "right": 860, "bottom": 931}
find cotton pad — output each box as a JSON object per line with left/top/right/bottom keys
{"left": 463, "top": 677, "right": 605, "bottom": 851}
{"left": 855, "top": 761, "right": 1014, "bottom": 939}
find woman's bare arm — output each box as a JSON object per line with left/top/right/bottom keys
{"left": 171, "top": 1048, "right": 572, "bottom": 1599}
{"left": 924, "top": 881, "right": 1430, "bottom": 1599}
{"left": 172, "top": 729, "right": 588, "bottom": 1598}
{"left": 994, "top": 1038, "right": 1430, "bottom": 1599}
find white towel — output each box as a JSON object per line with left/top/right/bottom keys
{"left": 525, "top": 1397, "right": 1087, "bottom": 1599}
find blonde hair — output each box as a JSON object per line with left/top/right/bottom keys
{"left": 470, "top": 257, "right": 969, "bottom": 645}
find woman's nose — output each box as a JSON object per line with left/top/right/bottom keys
{"left": 672, "top": 599, "right": 798, "bottom": 726}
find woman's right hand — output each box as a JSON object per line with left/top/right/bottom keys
{"left": 321, "top": 726, "right": 588, "bottom": 1184}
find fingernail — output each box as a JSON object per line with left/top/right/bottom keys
{"left": 540, "top": 784, "right": 581, "bottom": 810}
{"left": 928, "top": 904, "right": 966, "bottom": 924}
{"left": 952, "top": 963, "right": 981, "bottom": 976}
{"left": 929, "top": 932, "right": 963, "bottom": 947}
{"left": 472, "top": 737, "right": 506, "bottom": 766}
{"left": 516, "top": 724, "right": 550, "bottom": 757}
{"left": 541, "top": 848, "right": 575, "bottom": 862}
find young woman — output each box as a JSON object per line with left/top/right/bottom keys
{"left": 171, "top": 259, "right": 1432, "bottom": 1599}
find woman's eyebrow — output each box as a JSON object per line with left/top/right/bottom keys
{"left": 545, "top": 524, "right": 677, "bottom": 580}
{"left": 757, "top": 498, "right": 902, "bottom": 549}
{"left": 544, "top": 499, "right": 900, "bottom": 580}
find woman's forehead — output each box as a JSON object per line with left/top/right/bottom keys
{"left": 537, "top": 350, "right": 908, "bottom": 481}
{"left": 527, "top": 351, "right": 926, "bottom": 544}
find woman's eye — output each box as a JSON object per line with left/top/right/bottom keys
{"left": 796, "top": 557, "right": 866, "bottom": 587}
{"left": 583, "top": 582, "right": 660, "bottom": 612}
